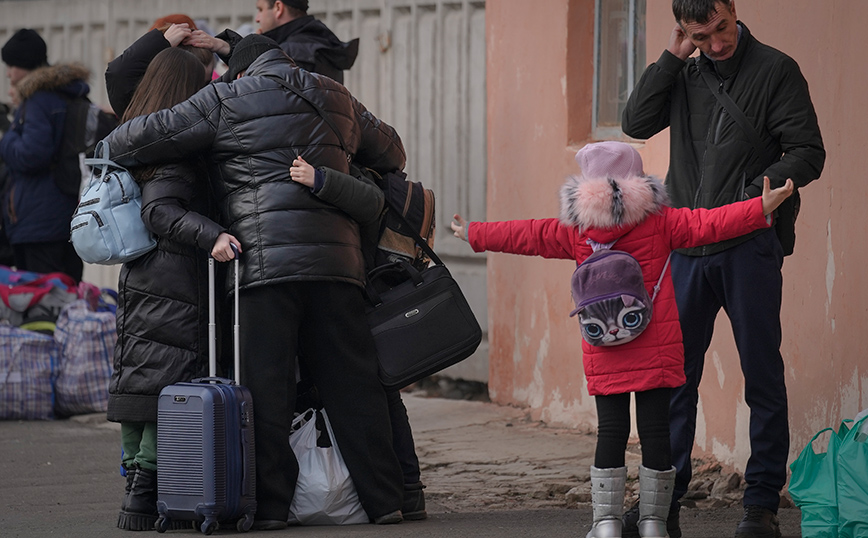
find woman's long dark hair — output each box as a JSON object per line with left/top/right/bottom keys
{"left": 121, "top": 47, "right": 209, "bottom": 181}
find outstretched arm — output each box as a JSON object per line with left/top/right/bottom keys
{"left": 451, "top": 213, "right": 576, "bottom": 259}
{"left": 762, "top": 176, "right": 794, "bottom": 216}
{"left": 451, "top": 214, "right": 469, "bottom": 242}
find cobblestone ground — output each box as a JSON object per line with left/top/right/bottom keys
{"left": 405, "top": 377, "right": 795, "bottom": 515}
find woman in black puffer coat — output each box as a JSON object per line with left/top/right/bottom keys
{"left": 104, "top": 47, "right": 240, "bottom": 532}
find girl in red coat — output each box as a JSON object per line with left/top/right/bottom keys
{"left": 451, "top": 141, "right": 793, "bottom": 538}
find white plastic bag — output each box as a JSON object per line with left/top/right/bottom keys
{"left": 287, "top": 408, "right": 368, "bottom": 525}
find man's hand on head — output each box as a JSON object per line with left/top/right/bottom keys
{"left": 668, "top": 24, "right": 697, "bottom": 61}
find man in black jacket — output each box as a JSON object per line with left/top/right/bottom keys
{"left": 621, "top": 1, "right": 824, "bottom": 538}
{"left": 104, "top": 34, "right": 404, "bottom": 530}
{"left": 255, "top": 0, "right": 358, "bottom": 84}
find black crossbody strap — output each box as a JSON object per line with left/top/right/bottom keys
{"left": 265, "top": 75, "right": 352, "bottom": 163}
{"left": 383, "top": 195, "right": 443, "bottom": 267}
{"left": 698, "top": 67, "right": 764, "bottom": 153}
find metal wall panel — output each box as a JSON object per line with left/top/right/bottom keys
{"left": 0, "top": 0, "right": 488, "bottom": 380}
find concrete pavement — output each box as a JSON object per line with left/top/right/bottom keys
{"left": 0, "top": 392, "right": 802, "bottom": 537}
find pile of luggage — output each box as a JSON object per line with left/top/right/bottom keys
{"left": 0, "top": 265, "right": 116, "bottom": 420}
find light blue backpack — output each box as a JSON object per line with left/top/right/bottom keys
{"left": 70, "top": 141, "right": 156, "bottom": 265}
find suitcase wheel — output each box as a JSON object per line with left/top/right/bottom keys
{"left": 201, "top": 518, "right": 218, "bottom": 535}
{"left": 237, "top": 514, "right": 254, "bottom": 532}
{"left": 155, "top": 516, "right": 170, "bottom": 534}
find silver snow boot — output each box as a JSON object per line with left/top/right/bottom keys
{"left": 586, "top": 466, "right": 627, "bottom": 538}
{"left": 637, "top": 465, "right": 676, "bottom": 538}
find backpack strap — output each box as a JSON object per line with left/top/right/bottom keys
{"left": 586, "top": 239, "right": 617, "bottom": 252}
{"left": 385, "top": 199, "right": 444, "bottom": 267}
{"left": 650, "top": 253, "right": 673, "bottom": 302}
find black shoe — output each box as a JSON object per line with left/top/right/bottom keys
{"left": 735, "top": 505, "right": 781, "bottom": 538}
{"left": 251, "top": 519, "right": 289, "bottom": 530}
{"left": 373, "top": 510, "right": 403, "bottom": 525}
{"left": 622, "top": 499, "right": 681, "bottom": 538}
{"left": 120, "top": 466, "right": 136, "bottom": 513}
{"left": 402, "top": 482, "right": 428, "bottom": 521}
{"left": 117, "top": 465, "right": 157, "bottom": 531}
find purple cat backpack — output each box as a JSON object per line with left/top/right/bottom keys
{"left": 569, "top": 241, "right": 671, "bottom": 347}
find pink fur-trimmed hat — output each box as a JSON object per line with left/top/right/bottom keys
{"left": 575, "top": 141, "right": 644, "bottom": 180}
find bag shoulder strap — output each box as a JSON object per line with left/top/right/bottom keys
{"left": 385, "top": 197, "right": 443, "bottom": 267}
{"left": 698, "top": 65, "right": 764, "bottom": 153}
{"left": 264, "top": 75, "right": 352, "bottom": 163}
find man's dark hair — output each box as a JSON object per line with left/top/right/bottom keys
{"left": 268, "top": 0, "right": 307, "bottom": 19}
{"left": 672, "top": 0, "right": 732, "bottom": 25}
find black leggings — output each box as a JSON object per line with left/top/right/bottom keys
{"left": 594, "top": 388, "right": 671, "bottom": 471}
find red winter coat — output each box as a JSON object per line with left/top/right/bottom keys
{"left": 468, "top": 173, "right": 771, "bottom": 396}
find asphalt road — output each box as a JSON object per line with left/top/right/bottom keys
{"left": 0, "top": 404, "right": 803, "bottom": 538}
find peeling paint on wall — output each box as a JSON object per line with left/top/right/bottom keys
{"left": 696, "top": 399, "right": 707, "bottom": 449}
{"left": 512, "top": 351, "right": 546, "bottom": 409}
{"left": 841, "top": 369, "right": 862, "bottom": 416}
{"left": 708, "top": 393, "right": 751, "bottom": 465}
{"left": 543, "top": 386, "right": 595, "bottom": 430}
{"left": 712, "top": 350, "right": 726, "bottom": 390}
{"left": 826, "top": 219, "right": 835, "bottom": 325}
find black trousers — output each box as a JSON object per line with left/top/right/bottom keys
{"left": 595, "top": 388, "right": 672, "bottom": 471}
{"left": 13, "top": 241, "right": 83, "bottom": 282}
{"left": 386, "top": 389, "right": 421, "bottom": 485}
{"left": 670, "top": 229, "right": 788, "bottom": 512}
{"left": 239, "top": 281, "right": 402, "bottom": 521}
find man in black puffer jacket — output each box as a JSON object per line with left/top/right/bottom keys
{"left": 105, "top": 34, "right": 405, "bottom": 529}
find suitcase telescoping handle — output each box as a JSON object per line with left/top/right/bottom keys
{"left": 207, "top": 244, "right": 241, "bottom": 383}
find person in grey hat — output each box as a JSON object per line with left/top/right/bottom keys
{"left": 0, "top": 28, "right": 86, "bottom": 282}
{"left": 451, "top": 141, "right": 794, "bottom": 538}
{"left": 103, "top": 32, "right": 406, "bottom": 530}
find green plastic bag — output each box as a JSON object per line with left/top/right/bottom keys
{"left": 837, "top": 413, "right": 868, "bottom": 538}
{"left": 789, "top": 424, "right": 848, "bottom": 538}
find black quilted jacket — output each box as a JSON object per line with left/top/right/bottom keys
{"left": 622, "top": 22, "right": 824, "bottom": 256}
{"left": 105, "top": 49, "right": 405, "bottom": 290}
{"left": 107, "top": 161, "right": 224, "bottom": 423}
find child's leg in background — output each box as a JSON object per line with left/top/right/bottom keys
{"left": 120, "top": 422, "right": 144, "bottom": 470}
{"left": 118, "top": 421, "right": 159, "bottom": 530}
{"left": 120, "top": 421, "right": 157, "bottom": 470}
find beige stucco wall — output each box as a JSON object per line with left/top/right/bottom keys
{"left": 485, "top": 0, "right": 867, "bottom": 472}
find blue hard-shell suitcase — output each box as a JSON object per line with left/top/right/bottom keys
{"left": 155, "top": 254, "right": 256, "bottom": 534}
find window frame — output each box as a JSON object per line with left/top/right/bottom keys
{"left": 592, "top": 0, "right": 645, "bottom": 140}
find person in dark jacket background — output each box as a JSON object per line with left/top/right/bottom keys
{"left": 104, "top": 34, "right": 406, "bottom": 530}
{"left": 255, "top": 0, "right": 358, "bottom": 84}
{"left": 621, "top": 1, "right": 825, "bottom": 537}
{"left": 0, "top": 28, "right": 84, "bottom": 281}
{"left": 105, "top": 46, "right": 239, "bottom": 532}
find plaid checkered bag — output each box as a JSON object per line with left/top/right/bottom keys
{"left": 53, "top": 300, "right": 116, "bottom": 417}
{"left": 0, "top": 324, "right": 58, "bottom": 420}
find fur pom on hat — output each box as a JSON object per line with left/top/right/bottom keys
{"left": 559, "top": 142, "right": 668, "bottom": 230}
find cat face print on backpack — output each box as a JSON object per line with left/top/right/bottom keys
{"left": 575, "top": 294, "right": 651, "bottom": 346}
{"left": 569, "top": 249, "right": 654, "bottom": 347}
